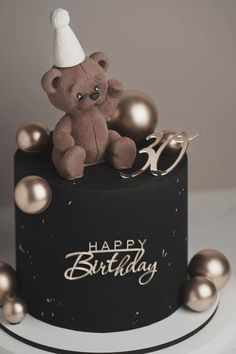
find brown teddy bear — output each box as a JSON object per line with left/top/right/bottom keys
{"left": 41, "top": 9, "right": 136, "bottom": 180}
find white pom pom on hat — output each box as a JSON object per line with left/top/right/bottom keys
{"left": 50, "top": 8, "right": 85, "bottom": 68}
{"left": 51, "top": 8, "right": 70, "bottom": 29}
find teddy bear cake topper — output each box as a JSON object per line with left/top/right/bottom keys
{"left": 41, "top": 8, "right": 137, "bottom": 180}
{"left": 16, "top": 8, "right": 199, "bottom": 182}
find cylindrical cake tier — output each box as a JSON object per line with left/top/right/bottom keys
{"left": 15, "top": 149, "right": 188, "bottom": 332}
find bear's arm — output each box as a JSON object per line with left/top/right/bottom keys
{"left": 53, "top": 115, "right": 75, "bottom": 153}
{"left": 98, "top": 79, "right": 124, "bottom": 120}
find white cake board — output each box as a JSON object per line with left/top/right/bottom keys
{"left": 0, "top": 297, "right": 219, "bottom": 354}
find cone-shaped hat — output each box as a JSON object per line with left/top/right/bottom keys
{"left": 50, "top": 8, "right": 85, "bottom": 68}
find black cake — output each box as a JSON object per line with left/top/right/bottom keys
{"left": 13, "top": 6, "right": 189, "bottom": 335}
{"left": 15, "top": 149, "right": 188, "bottom": 332}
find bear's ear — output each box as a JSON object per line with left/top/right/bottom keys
{"left": 90, "top": 52, "right": 109, "bottom": 72}
{"left": 41, "top": 68, "right": 62, "bottom": 94}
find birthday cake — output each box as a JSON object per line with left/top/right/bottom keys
{"left": 15, "top": 148, "right": 188, "bottom": 332}
{"left": 13, "top": 9, "right": 191, "bottom": 333}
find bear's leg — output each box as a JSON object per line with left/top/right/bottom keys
{"left": 52, "top": 146, "right": 86, "bottom": 180}
{"left": 107, "top": 130, "right": 121, "bottom": 144}
{"left": 106, "top": 130, "right": 137, "bottom": 169}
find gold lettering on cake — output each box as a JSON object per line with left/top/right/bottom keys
{"left": 64, "top": 239, "right": 157, "bottom": 286}
{"left": 127, "top": 239, "right": 135, "bottom": 249}
{"left": 101, "top": 241, "right": 110, "bottom": 251}
{"left": 120, "top": 131, "right": 200, "bottom": 179}
{"left": 114, "top": 240, "right": 122, "bottom": 249}
{"left": 88, "top": 242, "right": 98, "bottom": 252}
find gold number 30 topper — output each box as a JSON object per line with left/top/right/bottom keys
{"left": 120, "top": 131, "right": 200, "bottom": 179}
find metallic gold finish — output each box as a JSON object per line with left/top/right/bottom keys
{"left": 3, "top": 297, "right": 27, "bottom": 324}
{"left": 121, "top": 132, "right": 162, "bottom": 179}
{"left": 188, "top": 249, "right": 231, "bottom": 290}
{"left": 16, "top": 121, "right": 50, "bottom": 153}
{"left": 120, "top": 131, "right": 200, "bottom": 179}
{"left": 15, "top": 176, "right": 52, "bottom": 214}
{"left": 108, "top": 90, "right": 158, "bottom": 142}
{"left": 0, "top": 263, "right": 17, "bottom": 306}
{"left": 183, "top": 276, "right": 217, "bottom": 312}
{"left": 160, "top": 129, "right": 178, "bottom": 150}
{"left": 64, "top": 238, "right": 157, "bottom": 286}
{"left": 160, "top": 129, "right": 201, "bottom": 151}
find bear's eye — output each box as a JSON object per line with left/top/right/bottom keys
{"left": 94, "top": 85, "right": 101, "bottom": 92}
{"left": 75, "top": 92, "right": 83, "bottom": 101}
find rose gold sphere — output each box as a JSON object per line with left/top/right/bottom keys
{"left": 108, "top": 91, "right": 158, "bottom": 142}
{"left": 0, "top": 263, "right": 17, "bottom": 306}
{"left": 16, "top": 121, "right": 50, "bottom": 153}
{"left": 183, "top": 276, "right": 217, "bottom": 312}
{"left": 3, "top": 297, "right": 27, "bottom": 324}
{"left": 15, "top": 176, "right": 52, "bottom": 214}
{"left": 188, "top": 249, "right": 231, "bottom": 290}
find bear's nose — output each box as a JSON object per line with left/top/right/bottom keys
{"left": 90, "top": 92, "right": 100, "bottom": 101}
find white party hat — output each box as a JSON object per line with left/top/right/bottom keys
{"left": 50, "top": 8, "right": 85, "bottom": 68}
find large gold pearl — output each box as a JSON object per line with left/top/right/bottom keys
{"left": 188, "top": 249, "right": 231, "bottom": 290}
{"left": 16, "top": 121, "right": 50, "bottom": 153}
{"left": 108, "top": 91, "right": 158, "bottom": 142}
{"left": 3, "top": 297, "right": 27, "bottom": 324}
{"left": 183, "top": 276, "right": 217, "bottom": 312}
{"left": 15, "top": 176, "right": 52, "bottom": 214}
{"left": 0, "top": 263, "right": 17, "bottom": 306}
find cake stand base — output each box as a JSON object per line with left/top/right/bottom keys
{"left": 0, "top": 300, "right": 219, "bottom": 354}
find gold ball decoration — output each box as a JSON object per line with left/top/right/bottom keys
{"left": 183, "top": 276, "right": 217, "bottom": 312}
{"left": 16, "top": 121, "right": 50, "bottom": 153}
{"left": 15, "top": 176, "right": 52, "bottom": 214}
{"left": 0, "top": 263, "right": 17, "bottom": 306}
{"left": 188, "top": 249, "right": 231, "bottom": 290}
{"left": 108, "top": 91, "right": 158, "bottom": 142}
{"left": 3, "top": 297, "right": 27, "bottom": 324}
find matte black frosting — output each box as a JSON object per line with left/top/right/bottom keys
{"left": 15, "top": 148, "right": 188, "bottom": 332}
